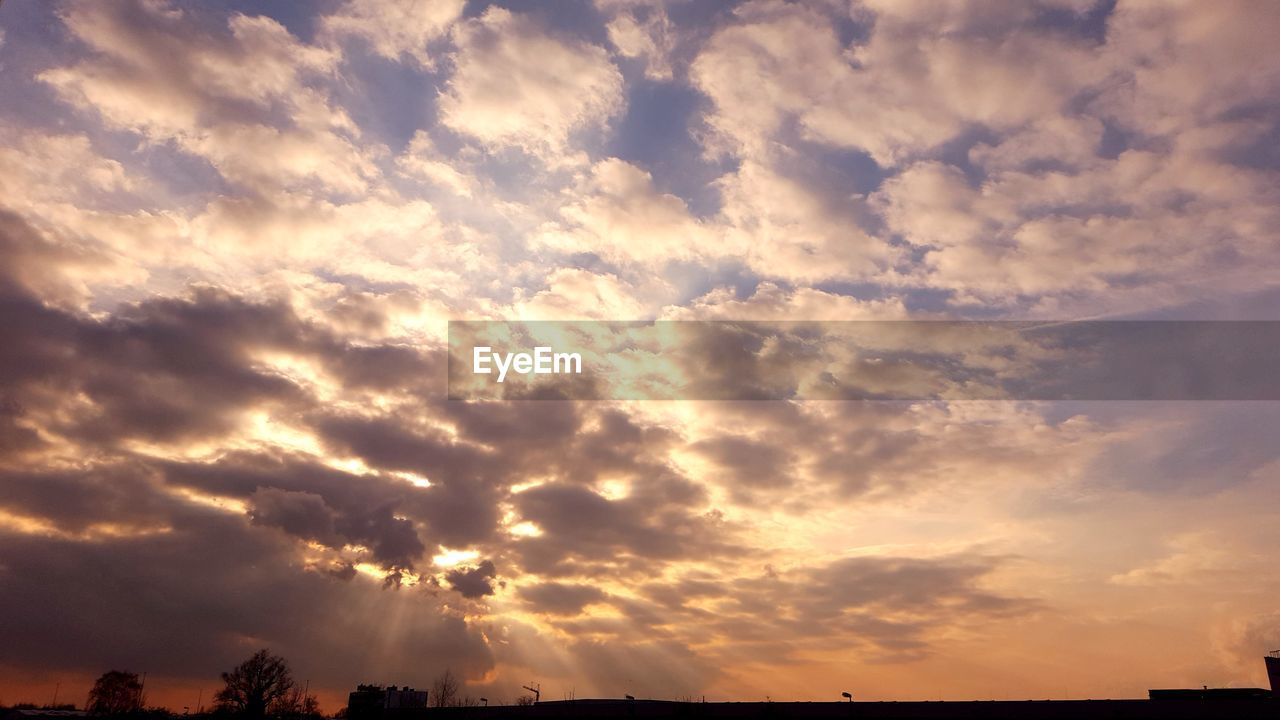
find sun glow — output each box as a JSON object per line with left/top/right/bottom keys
{"left": 433, "top": 548, "right": 480, "bottom": 567}
{"left": 171, "top": 487, "right": 249, "bottom": 515}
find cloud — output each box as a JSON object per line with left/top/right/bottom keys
{"left": 4, "top": 0, "right": 1280, "bottom": 706}
{"left": 0, "top": 209, "right": 140, "bottom": 307}
{"left": 0, "top": 128, "right": 134, "bottom": 203}
{"left": 1096, "top": 1, "right": 1280, "bottom": 137}
{"left": 0, "top": 512, "right": 494, "bottom": 688}
{"left": 715, "top": 159, "right": 895, "bottom": 283}
{"left": 692, "top": 0, "right": 1097, "bottom": 166}
{"left": 513, "top": 268, "right": 653, "bottom": 320}
{"left": 440, "top": 7, "right": 625, "bottom": 162}
{"left": 510, "top": 479, "right": 734, "bottom": 576}
{"left": 445, "top": 559, "right": 498, "bottom": 598}
{"left": 568, "top": 638, "right": 716, "bottom": 698}
{"left": 40, "top": 0, "right": 377, "bottom": 194}
{"left": 1109, "top": 532, "right": 1248, "bottom": 587}
{"left": 663, "top": 282, "right": 907, "bottom": 321}
{"left": 535, "top": 158, "right": 710, "bottom": 265}
{"left": 396, "top": 130, "right": 476, "bottom": 197}
{"left": 589, "top": 552, "right": 1032, "bottom": 665}
{"left": 321, "top": 0, "right": 464, "bottom": 66}
{"left": 691, "top": 435, "right": 795, "bottom": 493}
{"left": 250, "top": 488, "right": 342, "bottom": 547}
{"left": 599, "top": 1, "right": 676, "bottom": 81}
{"left": 519, "top": 581, "right": 608, "bottom": 615}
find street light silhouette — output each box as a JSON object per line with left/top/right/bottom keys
{"left": 480, "top": 698, "right": 488, "bottom": 707}
{"left": 841, "top": 692, "right": 853, "bottom": 702}
{"left": 522, "top": 684, "right": 540, "bottom": 703}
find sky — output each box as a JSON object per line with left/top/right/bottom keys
{"left": 1, "top": 0, "right": 1280, "bottom": 711}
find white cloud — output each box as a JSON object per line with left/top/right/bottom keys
{"left": 718, "top": 159, "right": 896, "bottom": 283}
{"left": 513, "top": 267, "right": 652, "bottom": 320}
{"left": 1110, "top": 533, "right": 1248, "bottom": 587}
{"left": 1095, "top": 1, "right": 1280, "bottom": 138}
{"left": 440, "top": 7, "right": 625, "bottom": 162}
{"left": 535, "top": 158, "right": 708, "bottom": 264}
{"left": 692, "top": 0, "right": 1098, "bottom": 166}
{"left": 662, "top": 282, "right": 907, "bottom": 321}
{"left": 600, "top": 1, "right": 675, "bottom": 81}
{"left": 396, "top": 130, "right": 476, "bottom": 197}
{"left": 0, "top": 129, "right": 134, "bottom": 204}
{"left": 321, "top": 0, "right": 464, "bottom": 66}
{"left": 40, "top": 1, "right": 377, "bottom": 194}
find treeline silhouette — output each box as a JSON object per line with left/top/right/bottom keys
{"left": 2, "top": 650, "right": 539, "bottom": 719}
{"left": 3, "top": 650, "right": 319, "bottom": 720}
{"left": 421, "top": 669, "right": 533, "bottom": 709}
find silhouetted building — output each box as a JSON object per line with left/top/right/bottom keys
{"left": 342, "top": 655, "right": 1280, "bottom": 720}
{"left": 1148, "top": 687, "right": 1271, "bottom": 701}
{"left": 348, "top": 684, "right": 428, "bottom": 719}
{"left": 1147, "top": 652, "right": 1278, "bottom": 702}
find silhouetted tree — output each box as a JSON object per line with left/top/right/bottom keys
{"left": 215, "top": 649, "right": 297, "bottom": 718}
{"left": 87, "top": 670, "right": 144, "bottom": 714}
{"left": 429, "top": 670, "right": 459, "bottom": 708}
{"left": 270, "top": 685, "right": 320, "bottom": 719}
{"left": 514, "top": 695, "right": 535, "bottom": 707}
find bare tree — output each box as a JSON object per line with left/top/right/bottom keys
{"left": 429, "top": 670, "right": 460, "bottom": 708}
{"left": 270, "top": 685, "right": 320, "bottom": 719}
{"left": 215, "top": 649, "right": 297, "bottom": 718}
{"left": 87, "top": 671, "right": 144, "bottom": 714}
{"left": 514, "top": 695, "right": 536, "bottom": 707}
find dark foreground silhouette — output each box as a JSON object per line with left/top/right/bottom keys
{"left": 351, "top": 652, "right": 1280, "bottom": 720}
{"left": 355, "top": 696, "right": 1280, "bottom": 720}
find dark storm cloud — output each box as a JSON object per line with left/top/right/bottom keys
{"left": 247, "top": 483, "right": 429, "bottom": 572}
{"left": 553, "top": 408, "right": 683, "bottom": 484}
{"left": 639, "top": 576, "right": 722, "bottom": 609}
{"left": 445, "top": 559, "right": 497, "bottom": 599}
{"left": 249, "top": 487, "right": 340, "bottom": 546}
{"left": 326, "top": 343, "right": 443, "bottom": 391}
{"left": 336, "top": 504, "right": 426, "bottom": 569}
{"left": 518, "top": 581, "right": 608, "bottom": 615}
{"left": 0, "top": 215, "right": 507, "bottom": 684}
{"left": 0, "top": 510, "right": 495, "bottom": 688}
{"left": 0, "top": 463, "right": 176, "bottom": 533}
{"left": 780, "top": 555, "right": 1029, "bottom": 619}
{"left": 445, "top": 399, "right": 582, "bottom": 454}
{"left": 510, "top": 477, "right": 736, "bottom": 578}
{"left": 163, "top": 451, "right": 442, "bottom": 569}
{"left": 0, "top": 398, "right": 42, "bottom": 458}
{"left": 628, "top": 554, "right": 1033, "bottom": 663}
{"left": 0, "top": 285, "right": 309, "bottom": 447}
{"left": 306, "top": 415, "right": 506, "bottom": 548}
{"left": 311, "top": 413, "right": 489, "bottom": 481}
{"left": 691, "top": 435, "right": 795, "bottom": 491}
